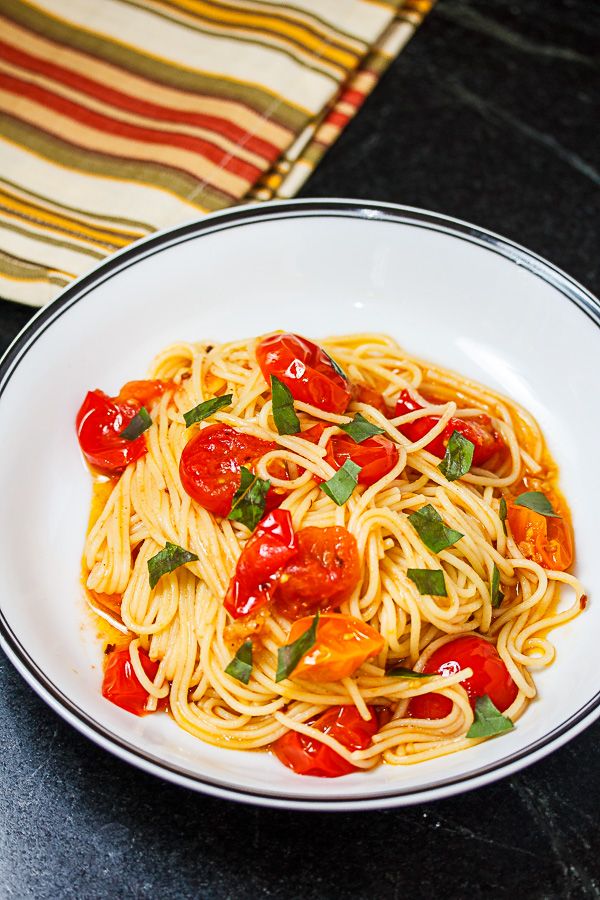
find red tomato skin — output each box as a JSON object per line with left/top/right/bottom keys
{"left": 299, "top": 422, "right": 327, "bottom": 445}
{"left": 273, "top": 705, "right": 378, "bottom": 777}
{"left": 408, "top": 635, "right": 518, "bottom": 720}
{"left": 394, "top": 390, "right": 503, "bottom": 465}
{"left": 325, "top": 432, "right": 399, "bottom": 487}
{"left": 224, "top": 509, "right": 298, "bottom": 618}
{"left": 102, "top": 647, "right": 159, "bottom": 716}
{"left": 256, "top": 333, "right": 351, "bottom": 414}
{"left": 275, "top": 526, "right": 360, "bottom": 619}
{"left": 76, "top": 389, "right": 148, "bottom": 473}
{"left": 179, "top": 424, "right": 277, "bottom": 518}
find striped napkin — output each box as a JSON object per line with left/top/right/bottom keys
{"left": 0, "top": 0, "right": 433, "bottom": 306}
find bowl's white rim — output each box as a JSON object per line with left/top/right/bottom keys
{"left": 1, "top": 198, "right": 599, "bottom": 812}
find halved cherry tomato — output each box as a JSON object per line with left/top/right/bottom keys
{"left": 275, "top": 526, "right": 360, "bottom": 619}
{"left": 256, "top": 333, "right": 351, "bottom": 414}
{"left": 77, "top": 390, "right": 147, "bottom": 473}
{"left": 507, "top": 498, "right": 573, "bottom": 571}
{"left": 298, "top": 423, "right": 399, "bottom": 488}
{"left": 408, "top": 635, "right": 518, "bottom": 720}
{"left": 273, "top": 705, "right": 378, "bottom": 777}
{"left": 287, "top": 613, "right": 385, "bottom": 682}
{"left": 325, "top": 432, "right": 399, "bottom": 486}
{"left": 76, "top": 379, "right": 170, "bottom": 474}
{"left": 179, "top": 424, "right": 278, "bottom": 518}
{"left": 102, "top": 646, "right": 159, "bottom": 716}
{"left": 351, "top": 381, "right": 388, "bottom": 414}
{"left": 224, "top": 509, "right": 298, "bottom": 618}
{"left": 394, "top": 390, "right": 504, "bottom": 466}
{"left": 117, "top": 379, "right": 171, "bottom": 407}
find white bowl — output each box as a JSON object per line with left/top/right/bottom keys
{"left": 0, "top": 199, "right": 598, "bottom": 811}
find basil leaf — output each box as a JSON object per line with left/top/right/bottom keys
{"left": 228, "top": 466, "right": 270, "bottom": 531}
{"left": 386, "top": 666, "right": 432, "bottom": 679}
{"left": 438, "top": 430, "right": 475, "bottom": 481}
{"left": 271, "top": 375, "right": 300, "bottom": 435}
{"left": 183, "top": 394, "right": 232, "bottom": 427}
{"left": 320, "top": 459, "right": 361, "bottom": 506}
{"left": 499, "top": 497, "right": 508, "bottom": 535}
{"left": 407, "top": 568, "right": 447, "bottom": 596}
{"left": 466, "top": 694, "right": 514, "bottom": 739}
{"left": 148, "top": 541, "right": 198, "bottom": 589}
{"left": 339, "top": 413, "right": 385, "bottom": 444}
{"left": 514, "top": 491, "right": 560, "bottom": 518}
{"left": 490, "top": 563, "right": 504, "bottom": 608}
{"left": 225, "top": 639, "right": 253, "bottom": 684}
{"left": 120, "top": 406, "right": 152, "bottom": 441}
{"left": 276, "top": 612, "right": 319, "bottom": 682}
{"left": 408, "top": 504, "right": 464, "bottom": 553}
{"left": 325, "top": 351, "right": 348, "bottom": 382}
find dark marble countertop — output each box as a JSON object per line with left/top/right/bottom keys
{"left": 1, "top": 1, "right": 599, "bottom": 897}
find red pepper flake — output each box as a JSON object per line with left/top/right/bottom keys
{"left": 580, "top": 594, "right": 588, "bottom": 610}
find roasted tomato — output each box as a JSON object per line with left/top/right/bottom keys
{"left": 275, "top": 526, "right": 360, "bottom": 619}
{"left": 351, "top": 381, "right": 388, "bottom": 414}
{"left": 408, "top": 635, "right": 518, "bottom": 720}
{"left": 273, "top": 705, "right": 378, "bottom": 777}
{"left": 298, "top": 424, "right": 398, "bottom": 488}
{"left": 77, "top": 390, "right": 147, "bottom": 473}
{"left": 117, "top": 379, "right": 171, "bottom": 407}
{"left": 256, "top": 332, "right": 351, "bottom": 414}
{"left": 179, "top": 424, "right": 278, "bottom": 518}
{"left": 507, "top": 497, "right": 573, "bottom": 571}
{"left": 102, "top": 646, "right": 159, "bottom": 716}
{"left": 224, "top": 509, "right": 298, "bottom": 618}
{"left": 299, "top": 422, "right": 328, "bottom": 445}
{"left": 287, "top": 613, "right": 385, "bottom": 682}
{"left": 76, "top": 379, "right": 170, "bottom": 474}
{"left": 325, "top": 432, "right": 399, "bottom": 486}
{"left": 394, "top": 390, "right": 504, "bottom": 466}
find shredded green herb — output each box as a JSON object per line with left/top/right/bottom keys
{"left": 276, "top": 612, "right": 320, "bottom": 682}
{"left": 227, "top": 466, "right": 270, "bottom": 531}
{"left": 183, "top": 394, "right": 232, "bottom": 427}
{"left": 148, "top": 542, "right": 198, "bottom": 589}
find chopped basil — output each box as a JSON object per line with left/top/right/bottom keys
{"left": 148, "top": 541, "right": 198, "bottom": 589}
{"left": 407, "top": 568, "right": 448, "bottom": 596}
{"left": 490, "top": 563, "right": 504, "bottom": 608}
{"left": 325, "top": 352, "right": 348, "bottom": 382}
{"left": 386, "top": 666, "right": 432, "bottom": 679}
{"left": 120, "top": 406, "right": 152, "bottom": 441}
{"left": 227, "top": 466, "right": 270, "bottom": 532}
{"left": 320, "top": 459, "right": 361, "bottom": 505}
{"left": 408, "top": 504, "right": 464, "bottom": 553}
{"left": 225, "top": 639, "right": 253, "bottom": 684}
{"left": 438, "top": 430, "right": 475, "bottom": 481}
{"left": 514, "top": 491, "right": 560, "bottom": 518}
{"left": 339, "top": 412, "right": 385, "bottom": 444}
{"left": 271, "top": 375, "right": 300, "bottom": 435}
{"left": 466, "top": 694, "right": 514, "bottom": 739}
{"left": 499, "top": 497, "right": 508, "bottom": 535}
{"left": 276, "top": 612, "right": 319, "bottom": 682}
{"left": 183, "top": 394, "right": 232, "bottom": 427}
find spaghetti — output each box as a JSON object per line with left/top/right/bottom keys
{"left": 78, "top": 332, "right": 586, "bottom": 777}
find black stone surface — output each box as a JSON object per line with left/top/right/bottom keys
{"left": 1, "top": 1, "right": 599, "bottom": 897}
